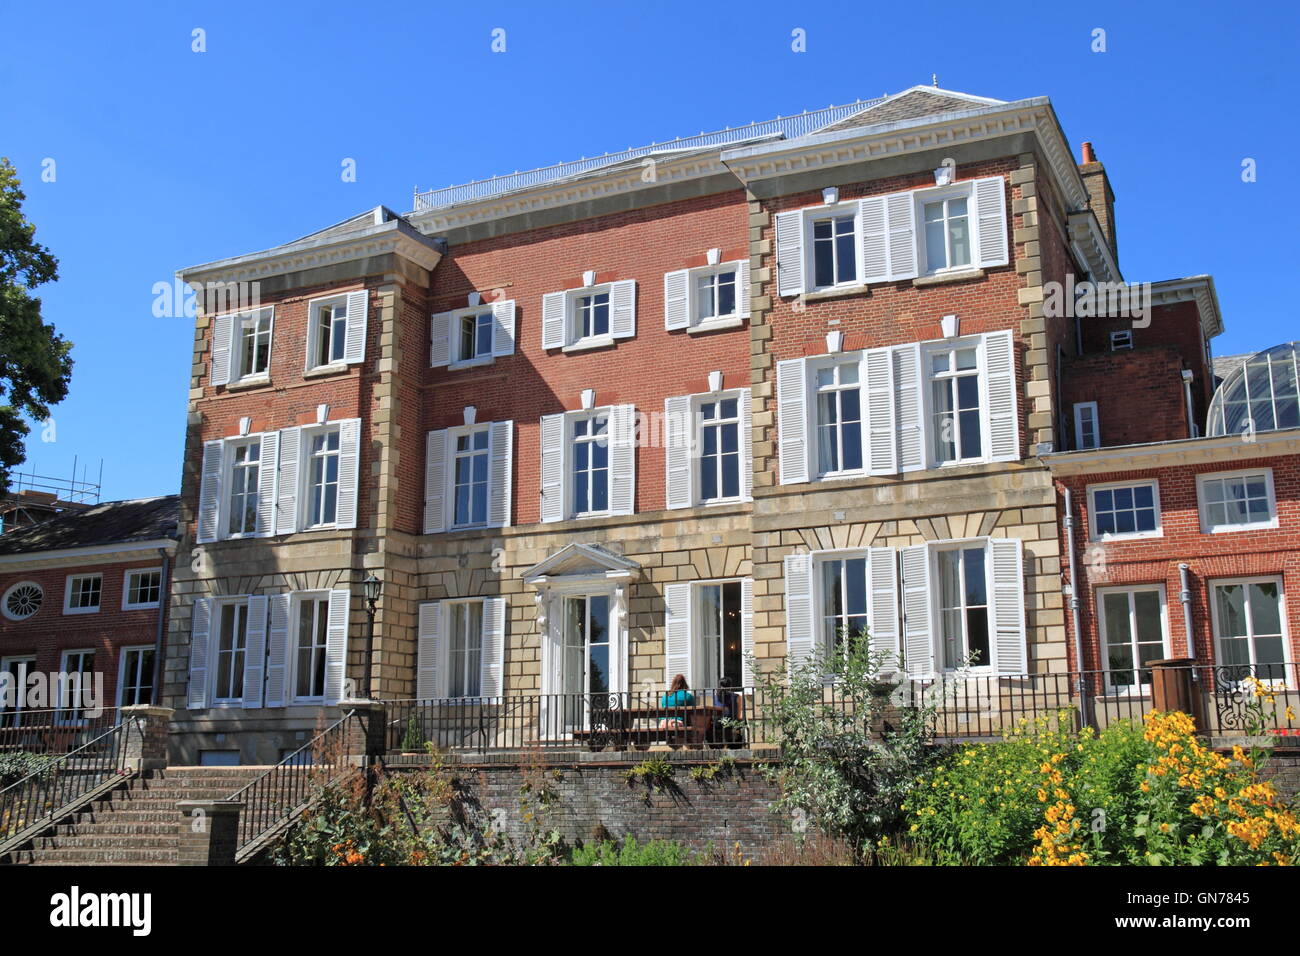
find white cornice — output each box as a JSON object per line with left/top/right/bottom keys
{"left": 1044, "top": 428, "right": 1300, "bottom": 476}
{"left": 1149, "top": 275, "right": 1224, "bottom": 339}
{"left": 178, "top": 222, "right": 443, "bottom": 287}
{"left": 722, "top": 99, "right": 1090, "bottom": 212}
{"left": 0, "top": 538, "right": 178, "bottom": 571}
{"left": 1067, "top": 211, "right": 1121, "bottom": 283}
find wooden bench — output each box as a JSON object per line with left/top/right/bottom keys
{"left": 571, "top": 703, "right": 733, "bottom": 750}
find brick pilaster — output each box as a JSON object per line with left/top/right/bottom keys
{"left": 176, "top": 799, "right": 243, "bottom": 866}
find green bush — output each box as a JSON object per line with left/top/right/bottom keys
{"left": 570, "top": 836, "right": 696, "bottom": 866}
{"left": 0, "top": 751, "right": 53, "bottom": 788}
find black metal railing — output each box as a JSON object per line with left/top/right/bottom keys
{"left": 0, "top": 706, "right": 123, "bottom": 754}
{"left": 225, "top": 709, "right": 362, "bottom": 860}
{"left": 0, "top": 718, "right": 135, "bottom": 854}
{"left": 380, "top": 664, "right": 1300, "bottom": 754}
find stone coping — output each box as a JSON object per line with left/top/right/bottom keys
{"left": 384, "top": 747, "right": 778, "bottom": 768}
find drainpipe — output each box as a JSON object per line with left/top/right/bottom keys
{"left": 1062, "top": 486, "right": 1092, "bottom": 728}
{"left": 151, "top": 546, "right": 171, "bottom": 705}
{"left": 1181, "top": 369, "right": 1198, "bottom": 438}
{"left": 1179, "top": 562, "right": 1198, "bottom": 683}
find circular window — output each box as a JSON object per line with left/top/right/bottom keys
{"left": 2, "top": 582, "right": 43, "bottom": 621}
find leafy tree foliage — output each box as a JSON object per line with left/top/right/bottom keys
{"left": 0, "top": 158, "right": 72, "bottom": 494}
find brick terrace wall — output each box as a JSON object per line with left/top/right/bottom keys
{"left": 401, "top": 751, "right": 786, "bottom": 855}
{"left": 1062, "top": 345, "right": 1192, "bottom": 447}
{"left": 1257, "top": 749, "right": 1300, "bottom": 801}
{"left": 1057, "top": 452, "right": 1300, "bottom": 670}
{"left": 0, "top": 557, "right": 167, "bottom": 707}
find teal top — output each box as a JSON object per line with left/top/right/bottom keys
{"left": 660, "top": 690, "right": 695, "bottom": 722}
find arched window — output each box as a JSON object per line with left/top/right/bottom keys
{"left": 1207, "top": 342, "right": 1300, "bottom": 437}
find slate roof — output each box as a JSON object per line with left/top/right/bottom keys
{"left": 1212, "top": 353, "right": 1252, "bottom": 384}
{"left": 819, "top": 88, "right": 1006, "bottom": 132}
{"left": 0, "top": 495, "right": 180, "bottom": 557}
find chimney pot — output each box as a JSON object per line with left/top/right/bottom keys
{"left": 1081, "top": 141, "right": 1097, "bottom": 165}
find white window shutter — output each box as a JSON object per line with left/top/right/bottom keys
{"left": 860, "top": 196, "right": 889, "bottom": 284}
{"left": 974, "top": 177, "right": 1009, "bottom": 269}
{"left": 983, "top": 330, "right": 1020, "bottom": 462}
{"left": 664, "top": 582, "right": 693, "bottom": 686}
{"left": 265, "top": 594, "right": 291, "bottom": 708}
{"left": 775, "top": 210, "right": 804, "bottom": 297}
{"left": 740, "top": 386, "right": 753, "bottom": 500}
{"left": 187, "top": 597, "right": 211, "bottom": 709}
{"left": 491, "top": 299, "right": 517, "bottom": 357}
{"left": 776, "top": 358, "right": 810, "bottom": 485}
{"left": 609, "top": 404, "right": 637, "bottom": 515}
{"left": 664, "top": 270, "right": 690, "bottom": 330}
{"left": 539, "top": 413, "right": 565, "bottom": 523}
{"left": 343, "top": 290, "right": 368, "bottom": 364}
{"left": 430, "top": 311, "right": 453, "bottom": 367}
{"left": 893, "top": 344, "right": 926, "bottom": 472}
{"left": 416, "top": 601, "right": 441, "bottom": 700}
{"left": 242, "top": 595, "right": 268, "bottom": 708}
{"left": 784, "top": 553, "right": 815, "bottom": 671}
{"left": 541, "top": 292, "right": 567, "bottom": 349}
{"left": 867, "top": 548, "right": 900, "bottom": 669}
{"left": 735, "top": 260, "right": 751, "bottom": 318}
{"left": 196, "top": 440, "right": 223, "bottom": 544}
{"left": 335, "top": 419, "right": 361, "bottom": 529}
{"left": 423, "top": 429, "right": 448, "bottom": 534}
{"left": 741, "top": 577, "right": 754, "bottom": 687}
{"left": 210, "top": 314, "right": 233, "bottom": 386}
{"left": 610, "top": 280, "right": 636, "bottom": 339}
{"left": 663, "top": 395, "right": 693, "bottom": 510}
{"left": 256, "top": 431, "right": 279, "bottom": 537}
{"left": 488, "top": 420, "right": 513, "bottom": 528}
{"left": 276, "top": 426, "right": 300, "bottom": 535}
{"left": 324, "top": 588, "right": 350, "bottom": 705}
{"left": 900, "top": 544, "right": 934, "bottom": 678}
{"left": 864, "top": 347, "right": 897, "bottom": 475}
{"left": 481, "top": 597, "right": 506, "bottom": 698}
{"left": 990, "top": 538, "right": 1027, "bottom": 675}
{"left": 885, "top": 192, "right": 918, "bottom": 280}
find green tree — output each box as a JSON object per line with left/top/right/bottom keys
{"left": 0, "top": 158, "right": 72, "bottom": 494}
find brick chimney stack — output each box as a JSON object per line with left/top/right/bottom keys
{"left": 1078, "top": 141, "right": 1118, "bottom": 265}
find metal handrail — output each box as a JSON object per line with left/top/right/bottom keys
{"left": 0, "top": 719, "right": 135, "bottom": 856}
{"left": 224, "top": 709, "right": 362, "bottom": 860}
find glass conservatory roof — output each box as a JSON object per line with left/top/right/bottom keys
{"left": 1207, "top": 341, "right": 1300, "bottom": 437}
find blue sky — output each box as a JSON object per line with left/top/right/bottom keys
{"left": 1, "top": 0, "right": 1296, "bottom": 500}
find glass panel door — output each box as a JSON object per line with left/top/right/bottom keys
{"left": 560, "top": 595, "right": 611, "bottom": 732}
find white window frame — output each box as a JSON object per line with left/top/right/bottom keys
{"left": 695, "top": 392, "right": 746, "bottom": 505}
{"left": 116, "top": 645, "right": 156, "bottom": 708}
{"left": 447, "top": 423, "right": 492, "bottom": 530}
{"left": 569, "top": 410, "right": 612, "bottom": 518}
{"left": 1196, "top": 468, "right": 1278, "bottom": 534}
{"left": 63, "top": 573, "right": 103, "bottom": 615}
{"left": 211, "top": 598, "right": 250, "bottom": 706}
{"left": 686, "top": 262, "right": 746, "bottom": 332}
{"left": 228, "top": 306, "right": 273, "bottom": 383}
{"left": 223, "top": 436, "right": 263, "bottom": 539}
{"left": 692, "top": 579, "right": 747, "bottom": 689}
{"left": 1096, "top": 585, "right": 1169, "bottom": 695}
{"left": 1, "top": 655, "right": 36, "bottom": 719}
{"left": 814, "top": 552, "right": 871, "bottom": 665}
{"left": 446, "top": 304, "right": 497, "bottom": 369}
{"left": 804, "top": 205, "right": 862, "bottom": 293}
{"left": 1086, "top": 479, "right": 1163, "bottom": 541}
{"left": 300, "top": 424, "right": 342, "bottom": 530}
{"left": 566, "top": 285, "right": 614, "bottom": 350}
{"left": 2, "top": 581, "right": 43, "bottom": 621}
{"left": 444, "top": 598, "right": 487, "bottom": 701}
{"left": 57, "top": 648, "right": 96, "bottom": 722}
{"left": 924, "top": 340, "right": 986, "bottom": 467}
{"left": 305, "top": 293, "right": 350, "bottom": 371}
{"left": 1209, "top": 576, "right": 1291, "bottom": 686}
{"left": 122, "top": 567, "right": 164, "bottom": 611}
{"left": 932, "top": 541, "right": 994, "bottom": 674}
{"left": 290, "top": 592, "right": 330, "bottom": 704}
{"left": 811, "top": 356, "right": 865, "bottom": 479}
{"left": 1073, "top": 401, "right": 1100, "bottom": 450}
{"left": 915, "top": 184, "right": 976, "bottom": 276}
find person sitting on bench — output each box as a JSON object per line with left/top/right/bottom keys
{"left": 659, "top": 674, "right": 694, "bottom": 728}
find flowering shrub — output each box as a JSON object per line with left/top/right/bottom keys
{"left": 906, "top": 709, "right": 1300, "bottom": 866}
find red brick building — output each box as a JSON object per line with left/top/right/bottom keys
{"left": 163, "top": 85, "right": 1298, "bottom": 762}
{"left": 0, "top": 494, "right": 178, "bottom": 721}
